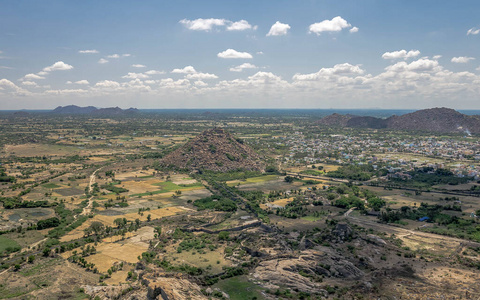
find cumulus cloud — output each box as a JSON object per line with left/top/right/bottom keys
{"left": 433, "top": 55, "right": 442, "bottom": 60}
{"left": 131, "top": 64, "right": 146, "bottom": 68}
{"left": 226, "top": 20, "right": 254, "bottom": 31}
{"left": 145, "top": 70, "right": 165, "bottom": 75}
{"left": 217, "top": 49, "right": 253, "bottom": 59}
{"left": 171, "top": 66, "right": 197, "bottom": 74}
{"left": 194, "top": 80, "right": 208, "bottom": 87}
{"left": 180, "top": 18, "right": 226, "bottom": 31}
{"left": 467, "top": 27, "right": 480, "bottom": 35}
{"left": 95, "top": 80, "right": 121, "bottom": 88}
{"left": 230, "top": 63, "right": 258, "bottom": 72}
{"left": 349, "top": 27, "right": 359, "bottom": 33}
{"left": 186, "top": 72, "right": 218, "bottom": 80}
{"left": 78, "top": 49, "right": 99, "bottom": 54}
{"left": 266, "top": 21, "right": 290, "bottom": 36}
{"left": 122, "top": 72, "right": 150, "bottom": 79}
{"left": 75, "top": 80, "right": 89, "bottom": 85}
{"left": 309, "top": 16, "right": 353, "bottom": 35}
{"left": 21, "top": 81, "right": 38, "bottom": 86}
{"left": 451, "top": 56, "right": 475, "bottom": 63}
{"left": 382, "top": 50, "right": 421, "bottom": 60}
{"left": 180, "top": 18, "right": 256, "bottom": 32}
{"left": 45, "top": 89, "right": 88, "bottom": 95}
{"left": 0, "top": 79, "right": 29, "bottom": 95}
{"left": 385, "top": 58, "right": 440, "bottom": 73}
{"left": 43, "top": 61, "right": 73, "bottom": 72}
{"left": 107, "top": 54, "right": 120, "bottom": 59}
{"left": 293, "top": 63, "right": 365, "bottom": 81}
{"left": 122, "top": 54, "right": 131, "bottom": 57}
{"left": 23, "top": 73, "right": 45, "bottom": 80}
{"left": 98, "top": 58, "right": 109, "bottom": 64}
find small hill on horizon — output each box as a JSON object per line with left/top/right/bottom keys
{"left": 317, "top": 107, "right": 480, "bottom": 134}
{"left": 52, "top": 105, "right": 138, "bottom": 115}
{"left": 159, "top": 128, "right": 265, "bottom": 172}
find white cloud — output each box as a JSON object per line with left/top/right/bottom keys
{"left": 98, "top": 58, "right": 109, "bottom": 64}
{"left": 43, "top": 61, "right": 73, "bottom": 72}
{"left": 186, "top": 72, "right": 218, "bottom": 80}
{"left": 226, "top": 20, "right": 253, "bottom": 31}
{"left": 266, "top": 21, "right": 291, "bottom": 36}
{"left": 122, "top": 72, "right": 150, "bottom": 79}
{"left": 451, "top": 56, "right": 475, "bottom": 63}
{"left": 180, "top": 18, "right": 256, "bottom": 32}
{"left": 37, "top": 71, "right": 48, "bottom": 76}
{"left": 78, "top": 49, "right": 99, "bottom": 54}
{"left": 179, "top": 18, "right": 226, "bottom": 31}
{"left": 0, "top": 79, "right": 29, "bottom": 95}
{"left": 45, "top": 89, "right": 88, "bottom": 95}
{"left": 382, "top": 50, "right": 421, "bottom": 60}
{"left": 309, "top": 16, "right": 352, "bottom": 35}
{"left": 66, "top": 81, "right": 72, "bottom": 84}
{"left": 293, "top": 63, "right": 365, "bottom": 81}
{"left": 145, "top": 70, "right": 165, "bottom": 75}
{"left": 217, "top": 49, "right": 253, "bottom": 59}
{"left": 194, "top": 80, "right": 208, "bottom": 87}
{"left": 171, "top": 66, "right": 197, "bottom": 74}
{"left": 131, "top": 64, "right": 146, "bottom": 68}
{"left": 23, "top": 73, "right": 45, "bottom": 80}
{"left": 385, "top": 58, "right": 440, "bottom": 73}
{"left": 75, "top": 80, "right": 89, "bottom": 85}
{"left": 95, "top": 80, "right": 121, "bottom": 88}
{"left": 433, "top": 55, "right": 442, "bottom": 60}
{"left": 21, "top": 81, "right": 38, "bottom": 86}
{"left": 230, "top": 63, "right": 258, "bottom": 72}
{"left": 122, "top": 54, "right": 131, "bottom": 57}
{"left": 467, "top": 27, "right": 480, "bottom": 35}
{"left": 107, "top": 54, "right": 120, "bottom": 59}
{"left": 349, "top": 26, "right": 359, "bottom": 33}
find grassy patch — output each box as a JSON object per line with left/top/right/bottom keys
{"left": 42, "top": 183, "right": 61, "bottom": 189}
{"left": 301, "top": 215, "right": 324, "bottom": 222}
{"left": 214, "top": 276, "right": 264, "bottom": 300}
{"left": 0, "top": 236, "right": 21, "bottom": 253}
{"left": 130, "top": 181, "right": 203, "bottom": 197}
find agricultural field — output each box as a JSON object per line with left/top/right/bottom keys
{"left": 1, "top": 111, "right": 480, "bottom": 299}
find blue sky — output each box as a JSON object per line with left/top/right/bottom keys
{"left": 1, "top": 0, "right": 480, "bottom": 109}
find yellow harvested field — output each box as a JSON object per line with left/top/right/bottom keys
{"left": 60, "top": 207, "right": 185, "bottom": 242}
{"left": 104, "top": 270, "right": 131, "bottom": 285}
{"left": 260, "top": 197, "right": 294, "bottom": 209}
{"left": 170, "top": 174, "right": 197, "bottom": 185}
{"left": 121, "top": 179, "right": 164, "bottom": 194}
{"left": 61, "top": 227, "right": 154, "bottom": 273}
{"left": 86, "top": 243, "right": 146, "bottom": 272}
{"left": 114, "top": 170, "right": 156, "bottom": 180}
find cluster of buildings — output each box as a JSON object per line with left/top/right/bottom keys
{"left": 279, "top": 132, "right": 480, "bottom": 179}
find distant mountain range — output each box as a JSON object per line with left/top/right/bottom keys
{"left": 316, "top": 107, "right": 480, "bottom": 134}
{"left": 51, "top": 105, "right": 138, "bottom": 115}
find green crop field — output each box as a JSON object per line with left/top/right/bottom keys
{"left": 0, "top": 236, "right": 21, "bottom": 253}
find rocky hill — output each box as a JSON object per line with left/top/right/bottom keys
{"left": 52, "top": 105, "right": 138, "bottom": 115}
{"left": 317, "top": 107, "right": 480, "bottom": 134}
{"left": 160, "top": 128, "right": 264, "bottom": 172}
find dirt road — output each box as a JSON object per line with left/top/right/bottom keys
{"left": 81, "top": 167, "right": 103, "bottom": 216}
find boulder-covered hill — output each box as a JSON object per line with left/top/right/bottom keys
{"left": 159, "top": 128, "right": 265, "bottom": 172}
{"left": 52, "top": 105, "right": 138, "bottom": 115}
{"left": 317, "top": 107, "right": 480, "bottom": 134}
